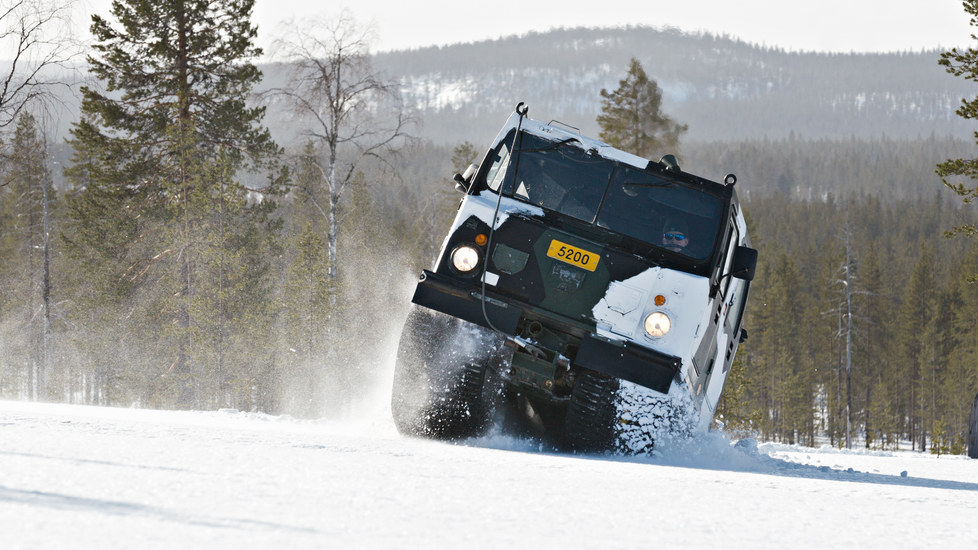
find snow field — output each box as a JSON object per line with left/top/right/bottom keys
{"left": 2, "top": 400, "right": 977, "bottom": 549}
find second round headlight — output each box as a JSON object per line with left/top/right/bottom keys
{"left": 451, "top": 244, "right": 481, "bottom": 273}
{"left": 644, "top": 311, "right": 671, "bottom": 338}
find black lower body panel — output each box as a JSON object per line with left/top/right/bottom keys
{"left": 573, "top": 334, "right": 681, "bottom": 394}
{"left": 412, "top": 270, "right": 680, "bottom": 395}
{"left": 411, "top": 270, "right": 521, "bottom": 335}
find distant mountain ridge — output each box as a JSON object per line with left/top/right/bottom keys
{"left": 371, "top": 26, "right": 976, "bottom": 145}
{"left": 37, "top": 26, "right": 978, "bottom": 159}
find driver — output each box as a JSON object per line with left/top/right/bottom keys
{"left": 661, "top": 219, "right": 690, "bottom": 253}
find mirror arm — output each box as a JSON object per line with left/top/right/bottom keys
{"left": 711, "top": 267, "right": 752, "bottom": 296}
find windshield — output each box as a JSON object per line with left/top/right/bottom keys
{"left": 596, "top": 166, "right": 724, "bottom": 260}
{"left": 507, "top": 133, "right": 614, "bottom": 222}
{"left": 482, "top": 131, "right": 724, "bottom": 260}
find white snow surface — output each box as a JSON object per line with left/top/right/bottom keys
{"left": 2, "top": 399, "right": 977, "bottom": 549}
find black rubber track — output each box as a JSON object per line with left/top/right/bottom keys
{"left": 562, "top": 370, "right": 620, "bottom": 453}
{"left": 391, "top": 305, "right": 497, "bottom": 440}
{"left": 422, "top": 361, "right": 491, "bottom": 439}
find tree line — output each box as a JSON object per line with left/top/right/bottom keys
{"left": 0, "top": 109, "right": 458, "bottom": 414}
{"left": 718, "top": 192, "right": 978, "bottom": 454}
{"left": 0, "top": 1, "right": 444, "bottom": 414}
{"left": 682, "top": 133, "right": 975, "bottom": 201}
{"left": 594, "top": 56, "right": 978, "bottom": 454}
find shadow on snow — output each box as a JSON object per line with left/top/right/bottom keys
{"left": 453, "top": 430, "right": 978, "bottom": 493}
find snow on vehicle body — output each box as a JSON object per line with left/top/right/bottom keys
{"left": 392, "top": 106, "right": 757, "bottom": 452}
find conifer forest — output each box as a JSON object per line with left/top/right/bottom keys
{"left": 3, "top": 0, "right": 978, "bottom": 455}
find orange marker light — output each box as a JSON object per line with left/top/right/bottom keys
{"left": 654, "top": 295, "right": 666, "bottom": 306}
{"left": 475, "top": 234, "right": 488, "bottom": 246}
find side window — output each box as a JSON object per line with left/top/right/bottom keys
{"left": 718, "top": 223, "right": 738, "bottom": 297}
{"left": 484, "top": 141, "right": 511, "bottom": 192}
{"left": 726, "top": 279, "right": 749, "bottom": 334}
{"left": 724, "top": 223, "right": 747, "bottom": 334}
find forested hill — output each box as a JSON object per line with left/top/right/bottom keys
{"left": 369, "top": 26, "right": 975, "bottom": 145}
{"left": 39, "top": 26, "right": 976, "bottom": 159}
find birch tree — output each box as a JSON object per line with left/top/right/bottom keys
{"left": 268, "top": 11, "right": 417, "bottom": 286}
{"left": 0, "top": 0, "right": 82, "bottom": 129}
{"left": 829, "top": 209, "right": 867, "bottom": 449}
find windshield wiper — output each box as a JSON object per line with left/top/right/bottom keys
{"left": 517, "top": 137, "right": 581, "bottom": 154}
{"left": 621, "top": 181, "right": 676, "bottom": 189}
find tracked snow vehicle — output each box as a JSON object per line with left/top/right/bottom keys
{"left": 391, "top": 105, "right": 757, "bottom": 452}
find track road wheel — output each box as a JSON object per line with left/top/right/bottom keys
{"left": 969, "top": 394, "right": 978, "bottom": 459}
{"left": 391, "top": 304, "right": 498, "bottom": 440}
{"left": 562, "top": 370, "right": 620, "bottom": 453}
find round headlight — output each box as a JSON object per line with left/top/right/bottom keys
{"left": 451, "top": 244, "right": 480, "bottom": 273}
{"left": 644, "top": 312, "right": 671, "bottom": 338}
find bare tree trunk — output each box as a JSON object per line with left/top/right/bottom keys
{"left": 865, "top": 385, "right": 872, "bottom": 449}
{"left": 175, "top": 9, "right": 197, "bottom": 410}
{"left": 910, "top": 362, "right": 917, "bottom": 451}
{"left": 327, "top": 146, "right": 338, "bottom": 288}
{"left": 835, "top": 304, "right": 843, "bottom": 447}
{"left": 844, "top": 210, "right": 853, "bottom": 450}
{"left": 41, "top": 147, "right": 52, "bottom": 402}
{"left": 218, "top": 173, "right": 226, "bottom": 406}
{"left": 26, "top": 145, "right": 39, "bottom": 400}
{"left": 27, "top": 233, "right": 35, "bottom": 399}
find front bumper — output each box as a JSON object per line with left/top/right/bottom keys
{"left": 411, "top": 269, "right": 682, "bottom": 395}
{"left": 411, "top": 270, "right": 521, "bottom": 334}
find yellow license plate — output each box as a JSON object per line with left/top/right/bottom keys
{"left": 547, "top": 239, "right": 599, "bottom": 272}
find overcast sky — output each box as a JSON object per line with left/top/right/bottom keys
{"left": 79, "top": 0, "right": 973, "bottom": 54}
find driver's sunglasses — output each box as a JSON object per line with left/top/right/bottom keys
{"left": 663, "top": 232, "right": 687, "bottom": 241}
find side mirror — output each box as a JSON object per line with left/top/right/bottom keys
{"left": 453, "top": 173, "right": 467, "bottom": 193}
{"left": 453, "top": 163, "right": 480, "bottom": 193}
{"left": 732, "top": 246, "right": 758, "bottom": 281}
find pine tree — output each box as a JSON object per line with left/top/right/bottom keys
{"left": 451, "top": 141, "right": 478, "bottom": 173}
{"left": 62, "top": 0, "right": 283, "bottom": 409}
{"left": 938, "top": 0, "right": 978, "bottom": 226}
{"left": 897, "top": 246, "right": 935, "bottom": 450}
{"left": 0, "top": 113, "right": 56, "bottom": 400}
{"left": 596, "top": 58, "right": 687, "bottom": 160}
{"left": 935, "top": 1, "right": 978, "bottom": 451}
{"left": 715, "top": 349, "right": 762, "bottom": 439}
{"left": 752, "top": 249, "right": 808, "bottom": 442}
{"left": 939, "top": 244, "right": 978, "bottom": 452}
{"left": 923, "top": 285, "right": 957, "bottom": 452}
{"left": 859, "top": 243, "right": 890, "bottom": 448}
{"left": 280, "top": 222, "right": 331, "bottom": 416}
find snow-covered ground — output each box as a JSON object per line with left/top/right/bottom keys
{"left": 2, "top": 399, "right": 976, "bottom": 549}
